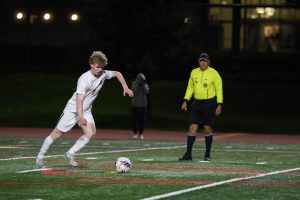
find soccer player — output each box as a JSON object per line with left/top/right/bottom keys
{"left": 36, "top": 51, "right": 133, "bottom": 168}
{"left": 179, "top": 52, "right": 223, "bottom": 162}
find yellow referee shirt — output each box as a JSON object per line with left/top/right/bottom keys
{"left": 184, "top": 66, "right": 223, "bottom": 104}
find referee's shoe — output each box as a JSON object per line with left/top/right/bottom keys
{"left": 203, "top": 153, "right": 211, "bottom": 162}
{"left": 178, "top": 152, "right": 193, "bottom": 161}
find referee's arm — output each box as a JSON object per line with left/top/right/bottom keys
{"left": 182, "top": 77, "right": 194, "bottom": 111}
{"left": 183, "top": 77, "right": 194, "bottom": 101}
{"left": 215, "top": 73, "right": 223, "bottom": 104}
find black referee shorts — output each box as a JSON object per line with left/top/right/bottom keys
{"left": 189, "top": 97, "right": 217, "bottom": 127}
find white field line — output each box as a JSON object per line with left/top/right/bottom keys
{"left": 17, "top": 168, "right": 52, "bottom": 173}
{"left": 0, "top": 145, "right": 186, "bottom": 161}
{"left": 141, "top": 167, "right": 300, "bottom": 200}
{"left": 0, "top": 146, "right": 31, "bottom": 149}
{"left": 13, "top": 145, "right": 186, "bottom": 173}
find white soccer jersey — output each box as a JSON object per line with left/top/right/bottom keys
{"left": 64, "top": 70, "right": 113, "bottom": 113}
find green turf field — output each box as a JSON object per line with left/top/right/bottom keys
{"left": 0, "top": 137, "right": 299, "bottom": 200}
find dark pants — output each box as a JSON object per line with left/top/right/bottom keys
{"left": 132, "top": 106, "right": 147, "bottom": 135}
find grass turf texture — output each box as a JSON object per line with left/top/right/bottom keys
{"left": 0, "top": 137, "right": 299, "bottom": 200}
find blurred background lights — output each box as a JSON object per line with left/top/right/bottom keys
{"left": 184, "top": 16, "right": 192, "bottom": 24}
{"left": 256, "top": 7, "right": 275, "bottom": 18}
{"left": 16, "top": 12, "right": 24, "bottom": 20}
{"left": 43, "top": 13, "right": 51, "bottom": 21}
{"left": 70, "top": 13, "right": 79, "bottom": 21}
{"left": 256, "top": 7, "right": 265, "bottom": 14}
{"left": 184, "top": 17, "right": 188, "bottom": 23}
{"left": 265, "top": 7, "right": 275, "bottom": 16}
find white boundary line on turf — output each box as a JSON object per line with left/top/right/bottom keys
{"left": 0, "top": 145, "right": 186, "bottom": 161}
{"left": 141, "top": 167, "right": 300, "bottom": 200}
{"left": 17, "top": 168, "right": 52, "bottom": 173}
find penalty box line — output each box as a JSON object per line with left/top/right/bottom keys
{"left": 141, "top": 167, "right": 300, "bottom": 200}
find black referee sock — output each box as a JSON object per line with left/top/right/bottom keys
{"left": 205, "top": 134, "right": 213, "bottom": 157}
{"left": 187, "top": 135, "right": 196, "bottom": 155}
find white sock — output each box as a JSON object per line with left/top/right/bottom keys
{"left": 37, "top": 136, "right": 54, "bottom": 158}
{"left": 68, "top": 135, "right": 90, "bottom": 155}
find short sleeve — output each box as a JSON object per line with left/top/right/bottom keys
{"left": 104, "top": 70, "right": 113, "bottom": 80}
{"left": 76, "top": 76, "right": 88, "bottom": 95}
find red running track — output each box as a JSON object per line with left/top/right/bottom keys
{"left": 0, "top": 127, "right": 299, "bottom": 144}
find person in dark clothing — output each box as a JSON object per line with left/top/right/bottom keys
{"left": 131, "top": 73, "right": 150, "bottom": 140}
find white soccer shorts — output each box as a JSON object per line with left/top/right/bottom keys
{"left": 56, "top": 110, "right": 95, "bottom": 132}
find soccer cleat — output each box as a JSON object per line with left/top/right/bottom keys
{"left": 133, "top": 134, "right": 138, "bottom": 139}
{"left": 64, "top": 152, "right": 78, "bottom": 167}
{"left": 36, "top": 156, "right": 46, "bottom": 169}
{"left": 140, "top": 134, "right": 144, "bottom": 140}
{"left": 178, "top": 152, "right": 193, "bottom": 161}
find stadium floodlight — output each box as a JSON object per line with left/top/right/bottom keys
{"left": 16, "top": 12, "right": 24, "bottom": 20}
{"left": 70, "top": 13, "right": 79, "bottom": 21}
{"left": 43, "top": 12, "right": 52, "bottom": 21}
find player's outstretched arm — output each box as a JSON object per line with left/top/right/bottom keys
{"left": 111, "top": 71, "right": 133, "bottom": 97}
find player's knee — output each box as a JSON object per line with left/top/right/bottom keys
{"left": 203, "top": 125, "right": 212, "bottom": 133}
{"left": 50, "top": 129, "right": 64, "bottom": 140}
{"left": 85, "top": 131, "right": 95, "bottom": 139}
{"left": 188, "top": 124, "right": 198, "bottom": 133}
{"left": 91, "top": 131, "right": 96, "bottom": 138}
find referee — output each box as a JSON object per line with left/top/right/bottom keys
{"left": 179, "top": 52, "right": 223, "bottom": 162}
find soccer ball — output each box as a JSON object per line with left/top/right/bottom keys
{"left": 115, "top": 157, "right": 131, "bottom": 173}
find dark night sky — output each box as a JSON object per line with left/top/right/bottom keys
{"left": 1, "top": 0, "right": 300, "bottom": 78}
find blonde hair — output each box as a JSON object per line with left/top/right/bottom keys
{"left": 89, "top": 51, "right": 108, "bottom": 67}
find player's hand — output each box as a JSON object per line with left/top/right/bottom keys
{"left": 124, "top": 88, "right": 134, "bottom": 97}
{"left": 181, "top": 101, "right": 188, "bottom": 111}
{"left": 79, "top": 118, "right": 87, "bottom": 126}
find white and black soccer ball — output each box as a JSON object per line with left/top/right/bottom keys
{"left": 115, "top": 157, "right": 131, "bottom": 173}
